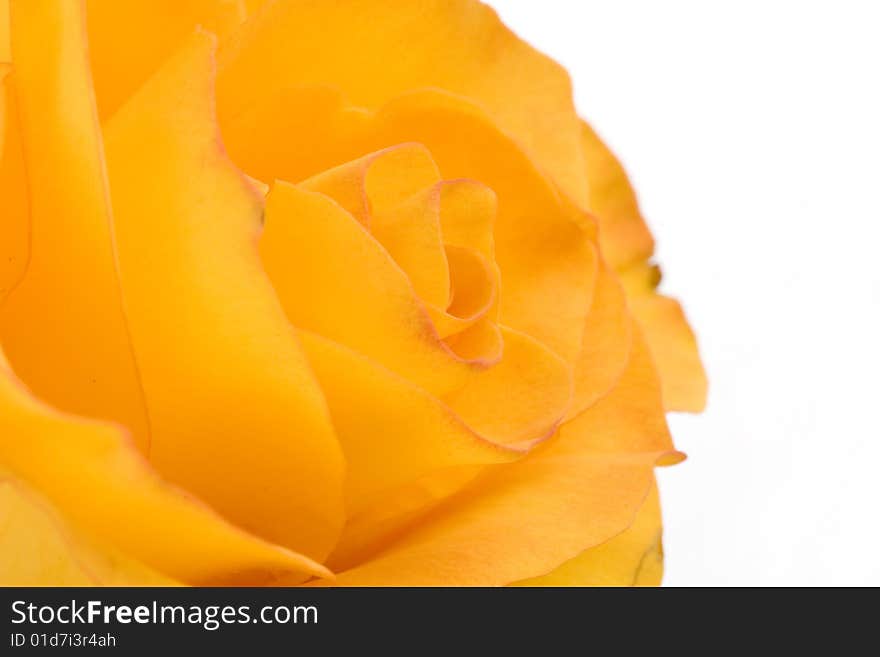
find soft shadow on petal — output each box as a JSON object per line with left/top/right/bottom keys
{"left": 102, "top": 30, "right": 346, "bottom": 562}
{"left": 0, "top": 349, "right": 330, "bottom": 586}
{"left": 0, "top": 64, "right": 30, "bottom": 302}
{"left": 86, "top": 0, "right": 246, "bottom": 120}
{"left": 1, "top": 0, "right": 151, "bottom": 452}
{"left": 316, "top": 328, "right": 679, "bottom": 586}
{"left": 218, "top": 0, "right": 588, "bottom": 205}
{"left": 0, "top": 473, "right": 179, "bottom": 586}
{"left": 296, "top": 329, "right": 524, "bottom": 516}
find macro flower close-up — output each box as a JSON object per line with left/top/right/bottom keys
{"left": 0, "top": 0, "right": 706, "bottom": 586}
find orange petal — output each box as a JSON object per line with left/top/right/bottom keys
{"left": 512, "top": 481, "right": 665, "bottom": 586}
{"left": 369, "top": 91, "right": 596, "bottom": 365}
{"left": 323, "top": 454, "right": 667, "bottom": 586}
{"left": 1, "top": 0, "right": 151, "bottom": 450}
{"left": 631, "top": 294, "right": 708, "bottom": 412}
{"left": 581, "top": 120, "right": 655, "bottom": 270}
{"left": 443, "top": 317, "right": 504, "bottom": 363}
{"left": 218, "top": 0, "right": 587, "bottom": 206}
{"left": 0, "top": 473, "right": 178, "bottom": 586}
{"left": 0, "top": 63, "right": 29, "bottom": 302}
{"left": 569, "top": 259, "right": 633, "bottom": 418}
{"left": 436, "top": 178, "right": 497, "bottom": 261}
{"left": 0, "top": 0, "right": 8, "bottom": 61}
{"left": 562, "top": 326, "right": 679, "bottom": 458}
{"left": 299, "top": 142, "right": 441, "bottom": 227}
{"left": 579, "top": 121, "right": 707, "bottom": 411}
{"left": 428, "top": 245, "right": 497, "bottom": 339}
{"left": 261, "top": 177, "right": 478, "bottom": 397}
{"left": 0, "top": 350, "right": 329, "bottom": 586}
{"left": 221, "top": 85, "right": 369, "bottom": 186}
{"left": 322, "top": 328, "right": 679, "bottom": 586}
{"left": 297, "top": 330, "right": 523, "bottom": 516}
{"left": 371, "top": 186, "right": 451, "bottom": 310}
{"left": 263, "top": 178, "right": 571, "bottom": 447}
{"left": 86, "top": 0, "right": 246, "bottom": 119}
{"left": 327, "top": 464, "right": 484, "bottom": 572}
{"left": 444, "top": 325, "right": 572, "bottom": 447}
{"left": 102, "top": 30, "right": 345, "bottom": 561}
{"left": 223, "top": 87, "right": 596, "bottom": 365}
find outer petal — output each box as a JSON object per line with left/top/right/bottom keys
{"left": 581, "top": 121, "right": 707, "bottom": 411}
{"left": 102, "top": 30, "right": 345, "bottom": 561}
{"left": 322, "top": 329, "right": 680, "bottom": 586}
{"left": 511, "top": 481, "right": 664, "bottom": 586}
{"left": 569, "top": 259, "right": 633, "bottom": 418}
{"left": 0, "top": 0, "right": 8, "bottom": 61}
{"left": 86, "top": 0, "right": 246, "bottom": 119}
{"left": 630, "top": 294, "right": 708, "bottom": 412}
{"left": 0, "top": 0, "right": 151, "bottom": 450}
{"left": 218, "top": 0, "right": 588, "bottom": 206}
{"left": 0, "top": 350, "right": 329, "bottom": 586}
{"left": 581, "top": 120, "right": 655, "bottom": 269}
{"left": 0, "top": 63, "right": 29, "bottom": 301}
{"left": 0, "top": 474, "right": 177, "bottom": 586}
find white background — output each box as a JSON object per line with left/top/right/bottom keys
{"left": 492, "top": 0, "right": 880, "bottom": 585}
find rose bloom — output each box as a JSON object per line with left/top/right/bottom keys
{"left": 0, "top": 0, "right": 706, "bottom": 586}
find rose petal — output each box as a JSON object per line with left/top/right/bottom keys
{"left": 218, "top": 0, "right": 588, "bottom": 205}
{"left": 569, "top": 259, "right": 633, "bottom": 418}
{"left": 631, "top": 294, "right": 708, "bottom": 412}
{"left": 580, "top": 120, "right": 656, "bottom": 269}
{"left": 580, "top": 121, "right": 707, "bottom": 412}
{"left": 263, "top": 177, "right": 572, "bottom": 446}
{"left": 0, "top": 1, "right": 8, "bottom": 61}
{"left": 1, "top": 0, "right": 151, "bottom": 450}
{"left": 300, "top": 142, "right": 441, "bottom": 227}
{"left": 262, "top": 174, "right": 482, "bottom": 397}
{"left": 372, "top": 187, "right": 451, "bottom": 310}
{"left": 0, "top": 473, "right": 178, "bottom": 586}
{"left": 437, "top": 179, "right": 497, "bottom": 259}
{"left": 443, "top": 317, "right": 504, "bottom": 363}
{"left": 326, "top": 465, "right": 484, "bottom": 572}
{"left": 86, "top": 0, "right": 246, "bottom": 119}
{"left": 102, "top": 29, "right": 345, "bottom": 561}
{"left": 320, "top": 328, "right": 679, "bottom": 586}
{"left": 296, "top": 329, "right": 523, "bottom": 516}
{"left": 0, "top": 349, "right": 330, "bottom": 586}
{"left": 221, "top": 85, "right": 367, "bottom": 185}
{"left": 428, "top": 245, "right": 497, "bottom": 339}
{"left": 443, "top": 325, "right": 573, "bottom": 447}
{"left": 223, "top": 87, "right": 597, "bottom": 367}
{"left": 0, "top": 63, "right": 29, "bottom": 302}
{"left": 368, "top": 91, "right": 599, "bottom": 366}
{"left": 511, "top": 481, "right": 665, "bottom": 586}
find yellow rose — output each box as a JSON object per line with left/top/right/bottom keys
{"left": 0, "top": 0, "right": 706, "bottom": 586}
